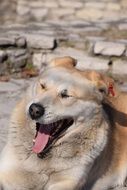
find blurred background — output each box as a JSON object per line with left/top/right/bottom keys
{"left": 0, "top": 0, "right": 127, "bottom": 79}
{"left": 0, "top": 0, "right": 127, "bottom": 78}
{"left": 0, "top": 0, "right": 127, "bottom": 24}
{"left": 0, "top": 0, "right": 127, "bottom": 151}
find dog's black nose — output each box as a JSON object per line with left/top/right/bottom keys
{"left": 29, "top": 103, "right": 45, "bottom": 120}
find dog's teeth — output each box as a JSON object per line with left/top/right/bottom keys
{"left": 33, "top": 139, "right": 35, "bottom": 143}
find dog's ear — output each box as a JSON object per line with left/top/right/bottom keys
{"left": 49, "top": 56, "right": 77, "bottom": 68}
{"left": 91, "top": 71, "right": 107, "bottom": 94}
{"left": 88, "top": 71, "right": 115, "bottom": 96}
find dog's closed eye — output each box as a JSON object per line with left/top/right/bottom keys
{"left": 98, "top": 86, "right": 107, "bottom": 95}
{"left": 40, "top": 83, "right": 46, "bottom": 89}
{"left": 59, "top": 89, "right": 70, "bottom": 98}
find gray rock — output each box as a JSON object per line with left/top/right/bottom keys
{"left": 76, "top": 8, "right": 103, "bottom": 21}
{"left": 119, "top": 83, "right": 127, "bottom": 92}
{"left": 10, "top": 55, "right": 28, "bottom": 69}
{"left": 41, "top": 1, "right": 58, "bottom": 8}
{"left": 25, "top": 34, "right": 56, "bottom": 49}
{"left": 0, "top": 81, "right": 21, "bottom": 93}
{"left": 0, "top": 62, "right": 8, "bottom": 76}
{"left": 118, "top": 23, "right": 127, "bottom": 30}
{"left": 59, "top": 0, "right": 83, "bottom": 8}
{"left": 0, "top": 37, "right": 15, "bottom": 47}
{"left": 10, "top": 78, "right": 32, "bottom": 89}
{"left": 102, "top": 11, "right": 124, "bottom": 21}
{"left": 32, "top": 53, "right": 43, "bottom": 69}
{"left": 15, "top": 49, "right": 28, "bottom": 58}
{"left": 31, "top": 8, "right": 48, "bottom": 22}
{"left": 95, "top": 22, "right": 110, "bottom": 30}
{"left": 106, "top": 2, "right": 121, "bottom": 11}
{"left": 94, "top": 41, "right": 126, "bottom": 56}
{"left": 31, "top": 1, "right": 58, "bottom": 8}
{"left": 0, "top": 50, "right": 7, "bottom": 63}
{"left": 50, "top": 8, "right": 75, "bottom": 18}
{"left": 117, "top": 39, "right": 127, "bottom": 45}
{"left": 85, "top": 36, "right": 105, "bottom": 43}
{"left": 69, "top": 20, "right": 90, "bottom": 27}
{"left": 7, "top": 49, "right": 29, "bottom": 69}
{"left": 29, "top": 1, "right": 44, "bottom": 8}
{"left": 76, "top": 56, "right": 109, "bottom": 71}
{"left": 75, "top": 26, "right": 102, "bottom": 32}
{"left": 16, "top": 1, "right": 30, "bottom": 16}
{"left": 16, "top": 37, "right": 26, "bottom": 47}
{"left": 85, "top": 2, "right": 106, "bottom": 9}
{"left": 112, "top": 60, "right": 127, "bottom": 75}
{"left": 7, "top": 49, "right": 27, "bottom": 58}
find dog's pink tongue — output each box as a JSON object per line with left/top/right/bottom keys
{"left": 32, "top": 132, "right": 50, "bottom": 153}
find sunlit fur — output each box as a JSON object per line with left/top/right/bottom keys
{"left": 0, "top": 56, "right": 122, "bottom": 190}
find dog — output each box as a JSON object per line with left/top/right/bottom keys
{"left": 0, "top": 56, "right": 125, "bottom": 190}
{"left": 85, "top": 71, "right": 127, "bottom": 190}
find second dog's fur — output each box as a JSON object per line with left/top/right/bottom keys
{"left": 86, "top": 71, "right": 127, "bottom": 190}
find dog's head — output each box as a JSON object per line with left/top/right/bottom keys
{"left": 27, "top": 57, "right": 108, "bottom": 156}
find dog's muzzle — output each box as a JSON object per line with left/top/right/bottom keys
{"left": 29, "top": 103, "right": 45, "bottom": 120}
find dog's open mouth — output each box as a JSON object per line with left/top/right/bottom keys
{"left": 32, "top": 118, "right": 74, "bottom": 155}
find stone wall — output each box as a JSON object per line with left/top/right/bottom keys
{"left": 0, "top": 0, "right": 127, "bottom": 24}
{"left": 0, "top": 0, "right": 127, "bottom": 80}
{"left": 1, "top": 20, "right": 127, "bottom": 79}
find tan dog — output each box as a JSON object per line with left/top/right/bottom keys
{"left": 0, "top": 56, "right": 125, "bottom": 190}
{"left": 86, "top": 71, "right": 127, "bottom": 190}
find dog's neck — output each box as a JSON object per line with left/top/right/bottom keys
{"left": 103, "top": 97, "right": 127, "bottom": 130}
{"left": 77, "top": 101, "right": 103, "bottom": 123}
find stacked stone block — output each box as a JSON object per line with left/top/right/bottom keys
{"left": 0, "top": 0, "right": 127, "bottom": 24}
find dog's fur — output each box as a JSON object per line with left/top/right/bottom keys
{"left": 0, "top": 57, "right": 126, "bottom": 190}
{"left": 85, "top": 71, "right": 127, "bottom": 189}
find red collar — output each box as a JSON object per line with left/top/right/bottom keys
{"left": 108, "top": 83, "right": 115, "bottom": 97}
